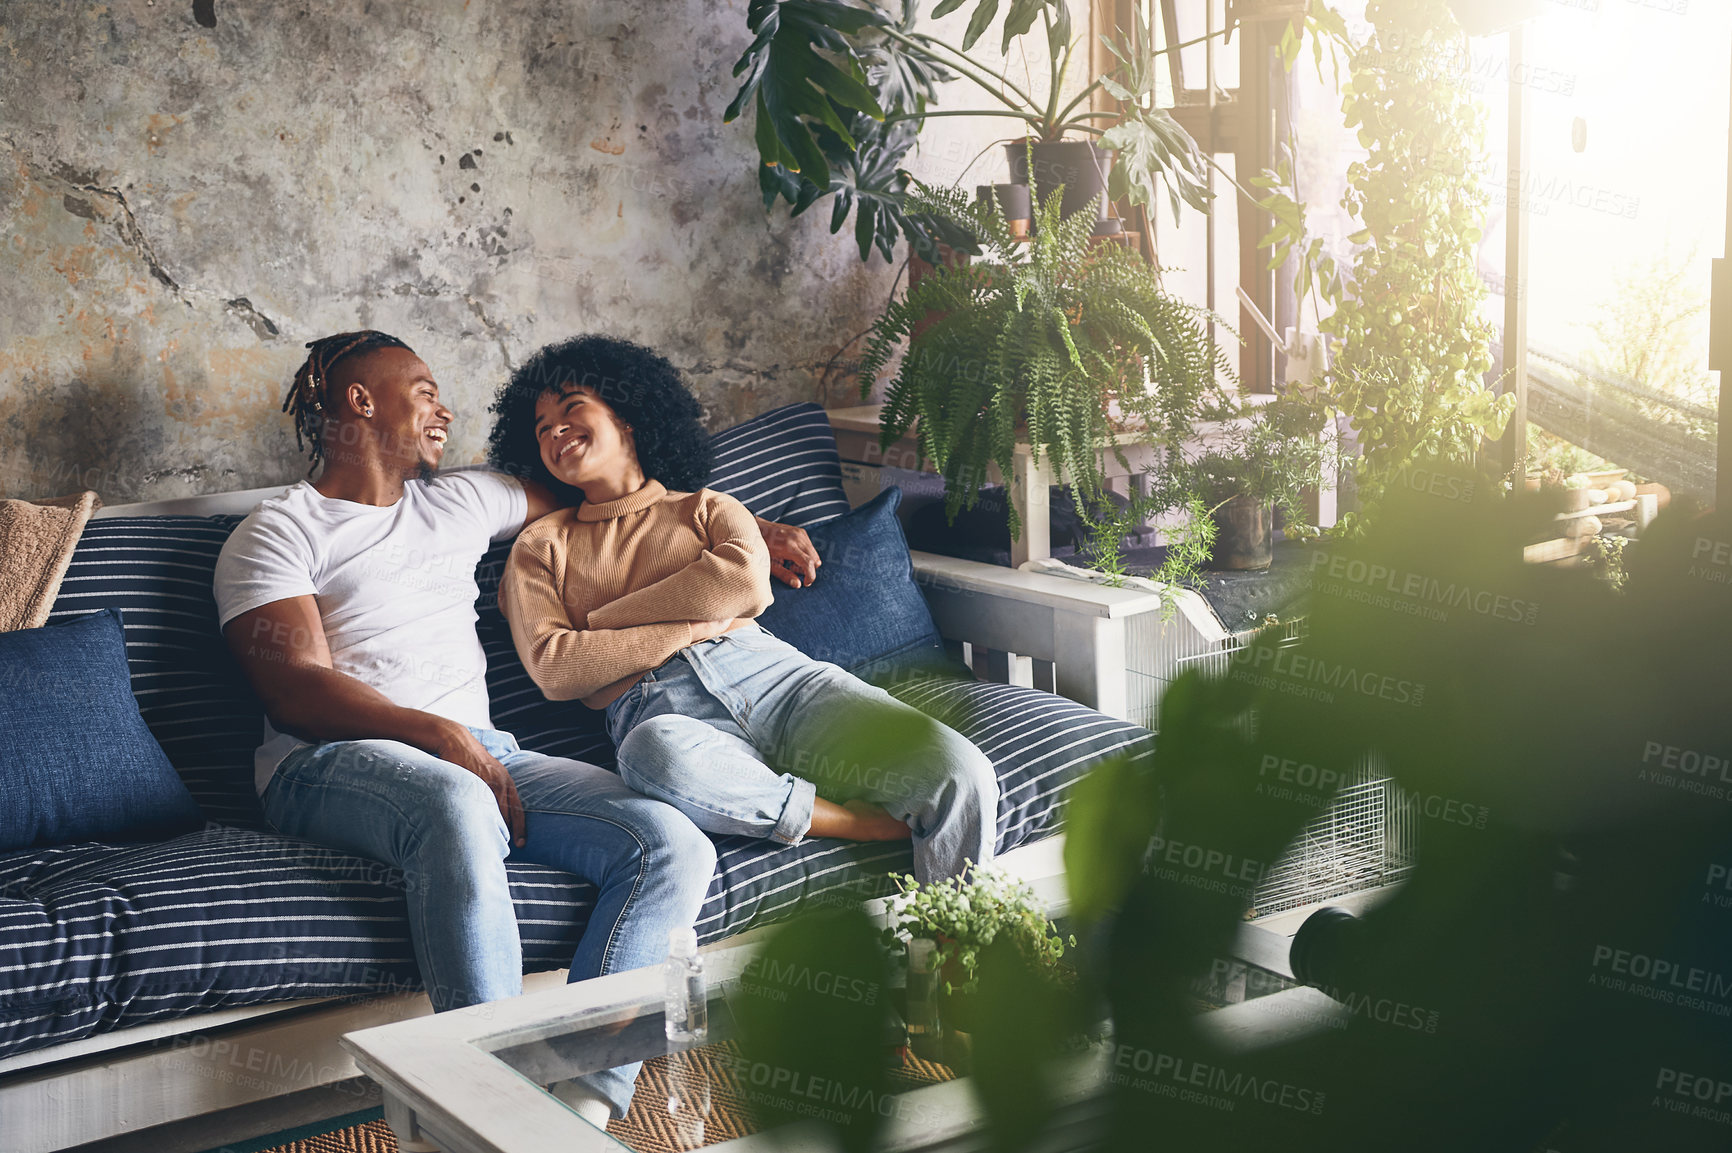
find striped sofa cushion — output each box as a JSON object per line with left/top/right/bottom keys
{"left": 707, "top": 402, "right": 853, "bottom": 527}
{"left": 1, "top": 400, "right": 1153, "bottom": 1059}
{"left": 0, "top": 829, "right": 592, "bottom": 1057}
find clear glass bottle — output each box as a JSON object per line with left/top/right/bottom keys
{"left": 905, "top": 936, "right": 942, "bottom": 1058}
{"left": 664, "top": 927, "right": 708, "bottom": 1044}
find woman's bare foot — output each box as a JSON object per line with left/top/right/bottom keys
{"left": 808, "top": 797, "right": 911, "bottom": 841}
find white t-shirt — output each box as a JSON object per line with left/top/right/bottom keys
{"left": 214, "top": 470, "right": 529, "bottom": 793}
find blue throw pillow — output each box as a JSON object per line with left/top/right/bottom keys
{"left": 755, "top": 487, "right": 956, "bottom": 679}
{"left": 0, "top": 608, "right": 202, "bottom": 851}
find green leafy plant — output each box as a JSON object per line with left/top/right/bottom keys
{"left": 1581, "top": 533, "right": 1629, "bottom": 594}
{"left": 1072, "top": 398, "right": 1323, "bottom": 606}
{"left": 726, "top": 0, "right": 1217, "bottom": 261}
{"left": 1251, "top": 0, "right": 1513, "bottom": 535}
{"left": 858, "top": 182, "right": 1235, "bottom": 539}
{"left": 1181, "top": 396, "right": 1329, "bottom": 529}
{"left": 1084, "top": 490, "right": 1217, "bottom": 612}
{"left": 882, "top": 866, "right": 1075, "bottom": 996}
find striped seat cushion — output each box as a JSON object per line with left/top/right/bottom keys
{"left": 0, "top": 675, "right": 1148, "bottom": 1059}
{"left": 690, "top": 675, "right": 1155, "bottom": 943}
{"left": 0, "top": 829, "right": 593, "bottom": 1057}
{"left": 2, "top": 400, "right": 1152, "bottom": 1059}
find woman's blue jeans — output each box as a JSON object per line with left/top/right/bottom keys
{"left": 605, "top": 625, "right": 999, "bottom": 882}
{"left": 262, "top": 727, "right": 716, "bottom": 1117}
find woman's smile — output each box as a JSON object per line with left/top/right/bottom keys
{"left": 534, "top": 384, "right": 645, "bottom": 503}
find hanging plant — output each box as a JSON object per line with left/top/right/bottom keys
{"left": 1253, "top": 0, "right": 1514, "bottom": 535}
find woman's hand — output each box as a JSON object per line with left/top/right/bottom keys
{"left": 689, "top": 619, "right": 736, "bottom": 643}
{"left": 755, "top": 517, "right": 821, "bottom": 588}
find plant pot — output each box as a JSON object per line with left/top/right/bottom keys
{"left": 1207, "top": 495, "right": 1273, "bottom": 571}
{"left": 977, "top": 183, "right": 1032, "bottom": 239}
{"left": 1004, "top": 140, "right": 1119, "bottom": 236}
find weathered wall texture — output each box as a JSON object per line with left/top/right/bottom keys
{"left": 0, "top": 0, "right": 960, "bottom": 503}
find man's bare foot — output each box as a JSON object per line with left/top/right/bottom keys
{"left": 808, "top": 797, "right": 912, "bottom": 841}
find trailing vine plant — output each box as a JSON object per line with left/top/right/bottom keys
{"left": 858, "top": 179, "right": 1235, "bottom": 543}
{"left": 1253, "top": 0, "right": 1514, "bottom": 536}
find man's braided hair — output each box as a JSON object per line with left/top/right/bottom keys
{"left": 282, "top": 331, "right": 413, "bottom": 470}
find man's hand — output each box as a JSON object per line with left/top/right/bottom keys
{"left": 427, "top": 719, "right": 527, "bottom": 848}
{"left": 756, "top": 517, "right": 820, "bottom": 588}
{"left": 224, "top": 598, "right": 528, "bottom": 849}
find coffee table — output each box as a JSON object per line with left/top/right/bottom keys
{"left": 341, "top": 933, "right": 1114, "bottom": 1153}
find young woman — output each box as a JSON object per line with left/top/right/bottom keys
{"left": 487, "top": 335, "right": 998, "bottom": 882}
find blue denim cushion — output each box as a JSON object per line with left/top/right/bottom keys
{"left": 0, "top": 608, "right": 202, "bottom": 851}
{"left": 754, "top": 487, "right": 952, "bottom": 678}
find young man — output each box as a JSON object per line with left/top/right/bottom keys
{"left": 213, "top": 331, "right": 819, "bottom": 1123}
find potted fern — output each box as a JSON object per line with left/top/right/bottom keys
{"left": 857, "top": 183, "right": 1234, "bottom": 542}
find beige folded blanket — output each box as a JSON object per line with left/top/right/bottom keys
{"left": 0, "top": 491, "right": 101, "bottom": 632}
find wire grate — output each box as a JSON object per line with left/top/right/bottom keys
{"left": 1126, "top": 610, "right": 1414, "bottom": 914}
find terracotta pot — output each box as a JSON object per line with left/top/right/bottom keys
{"left": 1207, "top": 495, "right": 1274, "bottom": 571}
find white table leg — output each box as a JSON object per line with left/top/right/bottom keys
{"left": 384, "top": 1091, "right": 442, "bottom": 1152}
{"left": 1010, "top": 447, "right": 1053, "bottom": 568}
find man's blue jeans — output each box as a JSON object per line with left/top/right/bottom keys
{"left": 605, "top": 625, "right": 999, "bottom": 881}
{"left": 262, "top": 727, "right": 716, "bottom": 1117}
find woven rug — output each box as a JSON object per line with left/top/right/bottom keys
{"left": 231, "top": 1044, "right": 955, "bottom": 1153}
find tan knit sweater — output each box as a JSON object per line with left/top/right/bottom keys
{"left": 499, "top": 481, "right": 773, "bottom": 708}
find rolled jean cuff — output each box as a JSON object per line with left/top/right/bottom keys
{"left": 773, "top": 776, "right": 817, "bottom": 846}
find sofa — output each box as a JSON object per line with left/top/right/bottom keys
{"left": 0, "top": 403, "right": 1155, "bottom": 1152}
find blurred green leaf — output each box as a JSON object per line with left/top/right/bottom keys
{"left": 1063, "top": 754, "right": 1159, "bottom": 926}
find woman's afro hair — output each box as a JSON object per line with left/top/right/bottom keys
{"left": 487, "top": 334, "right": 713, "bottom": 503}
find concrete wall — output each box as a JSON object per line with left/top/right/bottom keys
{"left": 0, "top": 0, "right": 1003, "bottom": 504}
